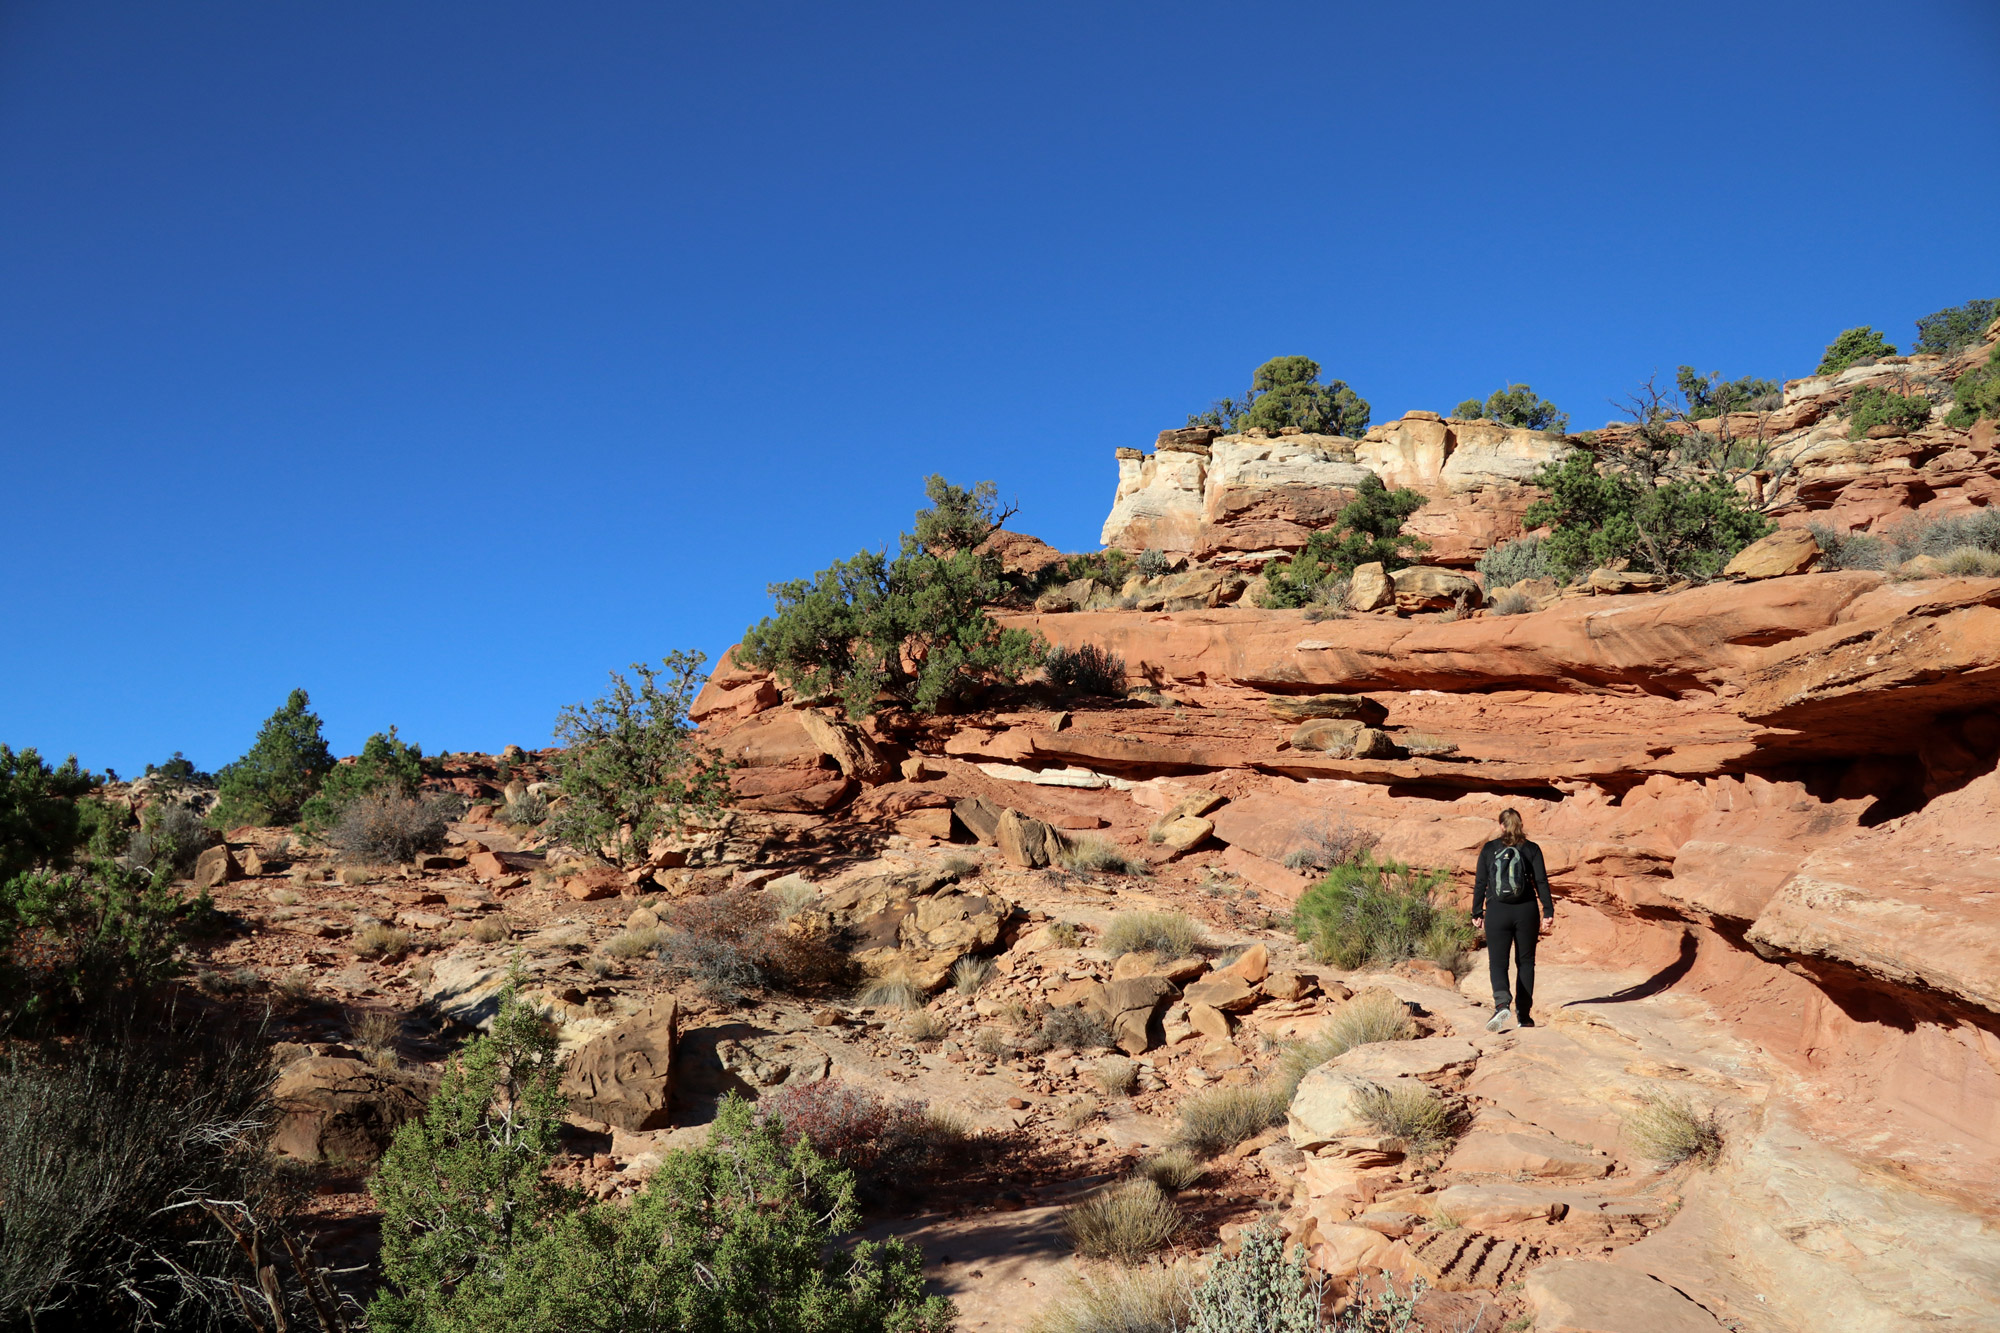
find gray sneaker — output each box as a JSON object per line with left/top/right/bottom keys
{"left": 1485, "top": 1006, "right": 1512, "bottom": 1032}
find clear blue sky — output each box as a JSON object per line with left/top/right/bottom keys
{"left": 4, "top": 1, "right": 1996, "bottom": 776}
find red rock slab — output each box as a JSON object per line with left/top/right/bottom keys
{"left": 1740, "top": 577, "right": 2000, "bottom": 755}
{"left": 1000, "top": 573, "right": 1880, "bottom": 698}
{"left": 1747, "top": 766, "right": 2000, "bottom": 1017}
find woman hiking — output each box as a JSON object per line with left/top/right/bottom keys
{"left": 1471, "top": 807, "right": 1554, "bottom": 1031}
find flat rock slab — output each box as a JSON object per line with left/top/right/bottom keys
{"left": 1526, "top": 1258, "right": 1725, "bottom": 1333}
{"left": 1444, "top": 1128, "right": 1613, "bottom": 1179}
{"left": 1333, "top": 1035, "right": 1480, "bottom": 1081}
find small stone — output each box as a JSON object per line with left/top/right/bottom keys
{"left": 1007, "top": 1097, "right": 1029, "bottom": 1110}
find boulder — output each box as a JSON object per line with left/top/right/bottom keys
{"left": 1723, "top": 527, "right": 1822, "bottom": 579}
{"left": 1347, "top": 562, "right": 1394, "bottom": 611}
{"left": 1089, "top": 975, "right": 1178, "bottom": 1055}
{"left": 1524, "top": 1259, "right": 1726, "bottom": 1333}
{"left": 1183, "top": 973, "right": 1259, "bottom": 1012}
{"left": 560, "top": 995, "right": 679, "bottom": 1131}
{"left": 1289, "top": 1068, "right": 1410, "bottom": 1150}
{"left": 817, "top": 870, "right": 1013, "bottom": 991}
{"left": 1390, "top": 565, "right": 1483, "bottom": 613}
{"left": 1149, "top": 815, "right": 1213, "bottom": 857}
{"left": 193, "top": 845, "right": 240, "bottom": 890}
{"left": 996, "top": 808, "right": 1063, "bottom": 868}
{"left": 795, "top": 710, "right": 895, "bottom": 784}
{"left": 1188, "top": 1001, "right": 1234, "bottom": 1041}
{"left": 951, "top": 795, "right": 1004, "bottom": 845}
{"left": 1310, "top": 1223, "right": 1397, "bottom": 1280}
{"left": 1216, "top": 942, "right": 1269, "bottom": 984}
{"left": 1587, "top": 568, "right": 1668, "bottom": 595}
{"left": 1266, "top": 694, "right": 1390, "bottom": 725}
{"left": 271, "top": 1056, "right": 431, "bottom": 1164}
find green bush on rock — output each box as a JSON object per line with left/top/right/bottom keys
{"left": 1189, "top": 356, "right": 1370, "bottom": 438}
{"left": 1450, "top": 382, "right": 1569, "bottom": 433}
{"left": 741, "top": 475, "right": 1045, "bottom": 719}
{"left": 1258, "top": 476, "right": 1427, "bottom": 608}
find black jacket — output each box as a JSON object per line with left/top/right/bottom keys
{"left": 1472, "top": 838, "right": 1554, "bottom": 915}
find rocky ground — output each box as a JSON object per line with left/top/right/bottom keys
{"left": 151, "top": 325, "right": 2000, "bottom": 1331}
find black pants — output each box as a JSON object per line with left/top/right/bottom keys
{"left": 1485, "top": 900, "right": 1540, "bottom": 1018}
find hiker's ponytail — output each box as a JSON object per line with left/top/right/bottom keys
{"left": 1498, "top": 807, "right": 1527, "bottom": 847}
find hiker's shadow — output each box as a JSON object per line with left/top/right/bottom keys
{"left": 1563, "top": 933, "right": 1696, "bottom": 1007}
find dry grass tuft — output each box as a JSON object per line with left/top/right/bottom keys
{"left": 973, "top": 1027, "right": 1012, "bottom": 1060}
{"left": 1093, "top": 1056, "right": 1138, "bottom": 1096}
{"left": 1059, "top": 1100, "right": 1101, "bottom": 1132}
{"left": 1625, "top": 1091, "right": 1723, "bottom": 1167}
{"left": 1275, "top": 990, "right": 1415, "bottom": 1101}
{"left": 1136, "top": 1149, "right": 1206, "bottom": 1193}
{"left": 1171, "top": 1083, "right": 1285, "bottom": 1159}
{"left": 1357, "top": 1081, "right": 1454, "bottom": 1152}
{"left": 470, "top": 916, "right": 512, "bottom": 944}
{"left": 1042, "top": 1004, "right": 1118, "bottom": 1052}
{"left": 951, "top": 955, "right": 995, "bottom": 994}
{"left": 352, "top": 923, "right": 412, "bottom": 961}
{"left": 1063, "top": 1179, "right": 1183, "bottom": 1263}
{"left": 602, "top": 927, "right": 662, "bottom": 959}
{"left": 1045, "top": 921, "right": 1083, "bottom": 949}
{"left": 272, "top": 967, "right": 314, "bottom": 1005}
{"left": 1099, "top": 911, "right": 1204, "bottom": 960}
{"left": 899, "top": 1009, "right": 948, "bottom": 1043}
{"left": 767, "top": 879, "right": 819, "bottom": 919}
{"left": 860, "top": 973, "right": 925, "bottom": 1011}
{"left": 1028, "top": 1265, "right": 1192, "bottom": 1333}
{"left": 1059, "top": 837, "right": 1150, "bottom": 876}
{"left": 348, "top": 1008, "right": 399, "bottom": 1056}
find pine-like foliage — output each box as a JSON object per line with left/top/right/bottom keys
{"left": 210, "top": 689, "right": 334, "bottom": 827}
{"left": 741, "top": 476, "right": 1045, "bottom": 719}
{"left": 298, "top": 726, "right": 426, "bottom": 836}
{"left": 547, "top": 653, "right": 731, "bottom": 867}
{"left": 1259, "top": 476, "right": 1427, "bottom": 608}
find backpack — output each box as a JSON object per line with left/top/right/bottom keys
{"left": 1493, "top": 844, "right": 1531, "bottom": 905}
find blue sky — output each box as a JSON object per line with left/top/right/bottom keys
{"left": 4, "top": 1, "right": 1997, "bottom": 775}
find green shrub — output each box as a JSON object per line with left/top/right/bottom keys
{"left": 210, "top": 689, "right": 335, "bottom": 827}
{"left": 2, "top": 862, "right": 198, "bottom": 1022}
{"left": 1134, "top": 549, "right": 1171, "bottom": 579}
{"left": 1294, "top": 854, "right": 1469, "bottom": 970}
{"left": 1913, "top": 298, "right": 1998, "bottom": 357}
{"left": 0, "top": 746, "right": 100, "bottom": 885}
{"left": 1817, "top": 326, "right": 1897, "bottom": 376}
{"left": 1045, "top": 642, "right": 1127, "bottom": 697}
{"left": 1259, "top": 476, "right": 1428, "bottom": 608}
{"left": 1190, "top": 356, "right": 1370, "bottom": 438}
{"left": 547, "top": 652, "right": 730, "bottom": 867}
{"left": 1806, "top": 521, "right": 1892, "bottom": 571}
{"left": 1137, "top": 1149, "right": 1205, "bottom": 1192}
{"left": 143, "top": 751, "right": 211, "bottom": 784}
{"left": 1946, "top": 343, "right": 2000, "bottom": 427}
{"left": 742, "top": 476, "right": 1046, "bottom": 719}
{"left": 1475, "top": 536, "right": 1555, "bottom": 589}
{"left": 1881, "top": 509, "right": 2000, "bottom": 562}
{"left": 1449, "top": 383, "right": 1569, "bottom": 433}
{"left": 1525, "top": 449, "right": 1771, "bottom": 581}
{"left": 1846, "top": 387, "right": 1934, "bottom": 438}
{"left": 1182, "top": 1223, "right": 1322, "bottom": 1333}
{"left": 374, "top": 1000, "right": 952, "bottom": 1333}
{"left": 299, "top": 726, "right": 426, "bottom": 836}
{"left": 1675, "top": 366, "right": 1781, "bottom": 420}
